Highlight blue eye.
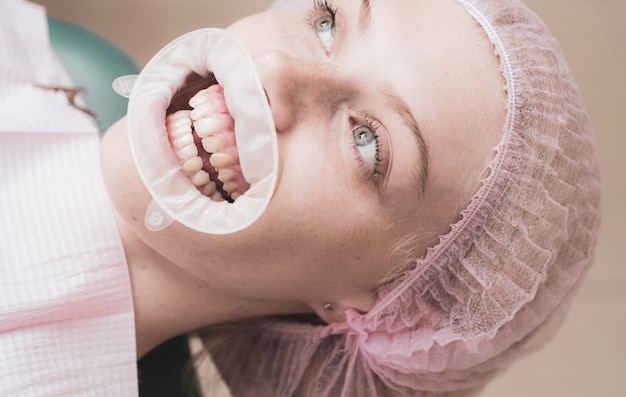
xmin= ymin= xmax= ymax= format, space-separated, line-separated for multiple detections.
xmin=312 ymin=0 xmax=336 ymax=52
xmin=354 ymin=125 xmax=375 ymax=147
xmin=314 ymin=15 xmax=334 ymax=33
xmin=314 ymin=15 xmax=335 ymax=51
xmin=353 ymin=125 xmax=380 ymax=174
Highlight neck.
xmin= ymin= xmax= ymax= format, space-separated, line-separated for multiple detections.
xmin=114 ymin=214 xmax=308 ymax=358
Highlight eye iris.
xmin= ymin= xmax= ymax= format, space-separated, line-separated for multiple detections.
xmin=315 ymin=16 xmax=333 ymax=32
xmin=354 ymin=126 xmax=374 ymax=146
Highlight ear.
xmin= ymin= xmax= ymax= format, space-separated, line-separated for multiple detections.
xmin=308 ymin=291 xmax=378 ymax=324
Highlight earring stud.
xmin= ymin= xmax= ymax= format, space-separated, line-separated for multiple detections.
xmin=323 ymin=303 xmax=334 ymax=312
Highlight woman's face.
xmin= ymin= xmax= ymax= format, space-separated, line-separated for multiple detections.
xmin=101 ymin=0 xmax=504 ymax=317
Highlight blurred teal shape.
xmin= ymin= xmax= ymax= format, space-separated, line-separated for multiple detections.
xmin=47 ymin=17 xmax=139 ymax=131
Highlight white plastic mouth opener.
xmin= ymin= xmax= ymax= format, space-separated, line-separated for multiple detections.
xmin=113 ymin=29 xmax=278 ymax=234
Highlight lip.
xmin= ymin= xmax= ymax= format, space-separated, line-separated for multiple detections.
xmin=125 ymin=29 xmax=279 ymax=234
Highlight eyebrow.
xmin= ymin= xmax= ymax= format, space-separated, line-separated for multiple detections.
xmin=359 ymin=0 xmax=373 ymax=34
xmin=380 ymin=87 xmax=430 ymax=193
xmin=359 ymin=0 xmax=429 ymax=193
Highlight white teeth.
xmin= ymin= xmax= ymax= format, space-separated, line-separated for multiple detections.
xmin=211 ymin=191 xmax=225 ymax=202
xmin=168 ymin=124 xmax=192 ymax=139
xmin=192 ymin=170 xmax=211 ymax=187
xmin=166 ymin=113 xmax=192 ymax=134
xmin=168 ymin=109 xmax=192 ymax=121
xmin=190 ymin=105 xmax=214 ymax=122
xmin=182 ymin=156 xmax=203 ymax=173
xmin=223 ymin=181 xmax=238 ymax=193
xmin=218 ymin=168 xmax=236 ymax=182
xmin=167 ymin=116 xmax=192 ymax=129
xmin=166 ymin=112 xmax=192 ymax=141
xmin=168 ymin=113 xmax=191 ymax=125
xmin=178 ymin=144 xmax=199 ymax=161
xmin=193 ymin=117 xmax=219 ymax=138
xmin=189 ymin=90 xmax=211 ymax=109
xmin=209 ymin=152 xmax=232 ymax=169
xmin=202 ymin=182 xmax=217 ymax=196
xmin=172 ymin=133 xmax=194 ymax=149
xmin=201 ymin=136 xmax=222 ymax=153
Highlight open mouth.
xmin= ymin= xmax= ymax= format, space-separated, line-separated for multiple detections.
xmin=124 ymin=28 xmax=278 ymax=234
xmin=166 ymin=73 xmax=250 ymax=203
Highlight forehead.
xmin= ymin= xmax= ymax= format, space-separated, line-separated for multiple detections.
xmin=344 ymin=0 xmax=505 ymax=219
xmin=336 ymin=0 xmax=499 ymax=144
xmin=349 ymin=0 xmax=491 ymax=93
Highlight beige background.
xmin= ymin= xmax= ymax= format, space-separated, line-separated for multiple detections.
xmin=36 ymin=0 xmax=626 ymax=395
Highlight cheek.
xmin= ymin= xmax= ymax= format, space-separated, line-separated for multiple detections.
xmin=100 ymin=119 xmax=152 ymax=226
xmin=227 ymin=10 xmax=313 ymax=64
xmin=273 ymin=130 xmax=352 ymax=225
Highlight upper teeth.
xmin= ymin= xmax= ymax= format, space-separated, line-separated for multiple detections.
xmin=194 ymin=118 xmax=219 ymax=138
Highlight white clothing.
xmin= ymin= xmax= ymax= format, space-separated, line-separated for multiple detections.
xmin=0 ymin=1 xmax=138 ymax=396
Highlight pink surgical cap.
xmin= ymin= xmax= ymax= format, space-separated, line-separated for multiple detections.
xmin=203 ymin=0 xmax=602 ymax=395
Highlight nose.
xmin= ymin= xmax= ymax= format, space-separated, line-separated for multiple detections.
xmin=254 ymin=51 xmax=338 ymax=132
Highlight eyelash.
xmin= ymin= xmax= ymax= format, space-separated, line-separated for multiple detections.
xmin=313 ymin=0 xmax=338 ymax=25
xmin=353 ymin=113 xmax=383 ymax=182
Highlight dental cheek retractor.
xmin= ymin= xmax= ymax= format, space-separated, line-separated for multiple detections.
xmin=113 ymin=29 xmax=278 ymax=235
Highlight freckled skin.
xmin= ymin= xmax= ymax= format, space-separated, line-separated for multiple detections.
xmin=100 ymin=0 xmax=505 ymax=354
